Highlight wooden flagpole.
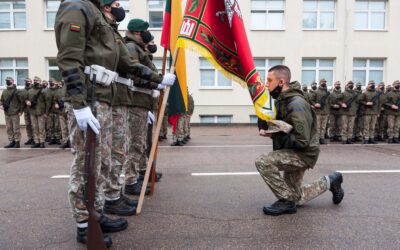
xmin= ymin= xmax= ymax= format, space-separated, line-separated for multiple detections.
xmin=136 ymin=48 xmax=179 ymax=215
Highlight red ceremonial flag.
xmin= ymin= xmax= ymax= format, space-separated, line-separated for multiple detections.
xmin=177 ymin=0 xmax=276 ymax=121
xmin=160 ymin=0 xmax=171 ymax=50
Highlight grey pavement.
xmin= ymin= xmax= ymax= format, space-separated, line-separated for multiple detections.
xmin=0 ymin=126 xmax=400 ymax=250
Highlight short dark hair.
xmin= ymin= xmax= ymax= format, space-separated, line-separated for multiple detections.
xmin=268 ymin=65 xmax=291 ymax=84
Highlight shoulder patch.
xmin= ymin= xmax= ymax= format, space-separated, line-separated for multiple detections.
xmin=294 ymin=122 xmax=305 ymax=133
xmin=69 ymin=24 xmax=81 ymax=32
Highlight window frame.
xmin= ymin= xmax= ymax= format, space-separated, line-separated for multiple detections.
xmin=199 ymin=115 xmax=233 ymax=124
xmin=254 ymin=58 xmax=284 ymax=82
xmin=147 ymin=0 xmax=165 ymax=30
xmin=301 ymin=58 xmax=335 ymax=87
xmin=0 ymin=1 xmax=26 ymax=30
xmin=354 ymin=0 xmax=387 ymax=31
xmin=44 ymin=0 xmax=60 ymax=30
xmin=0 ymin=58 xmax=29 ymax=89
xmin=302 ymin=0 xmax=336 ymax=30
xmin=250 ymin=0 xmax=286 ymax=31
xmin=199 ymin=58 xmax=233 ymax=90
xmin=46 ymin=58 xmax=62 ymax=81
xmin=352 ymin=58 xmax=385 ymax=86
xmin=117 ymin=0 xmax=130 ymax=31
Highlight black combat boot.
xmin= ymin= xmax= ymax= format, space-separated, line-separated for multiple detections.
xmin=76 ymin=226 xmax=112 ymax=248
xmin=319 ymin=138 xmax=326 ymax=145
xmin=368 ymin=138 xmax=378 ymax=144
xmin=99 ymin=214 xmax=128 ymax=233
xmin=14 ymin=141 xmax=20 ymax=148
xmin=186 ymin=135 xmax=191 ymax=140
xmin=31 ymin=142 xmax=40 ymax=148
xmin=48 ymin=138 xmax=57 ymax=145
xmin=103 ymin=197 xmax=136 ymax=216
xmin=171 ymin=140 xmax=183 ymax=146
xmin=346 ymin=139 xmax=353 ymax=144
xmin=24 ymin=138 xmax=33 ymax=145
xmin=328 ymin=172 xmax=344 ymax=205
xmin=124 ymin=181 xmax=151 ymax=196
xmin=388 ymin=138 xmax=394 ymax=144
xmin=377 ymin=135 xmax=383 ymax=141
xmin=158 ymin=136 xmax=164 ymax=142
xmin=4 ymin=141 xmax=15 ymax=148
xmin=120 ymin=194 xmax=138 ymax=207
xmin=139 ymin=171 xmax=163 ymax=182
xmin=263 ymin=199 xmax=297 ymax=216
xmin=45 ymin=137 xmax=51 ymax=143
xmin=342 ymin=140 xmax=347 ymax=144
xmin=363 ymin=139 xmax=369 ymax=144
xmin=181 ymin=139 xmax=187 ymax=144
xmin=40 ymin=142 xmax=45 ymax=148
xmin=393 ymin=138 xmax=400 ymax=143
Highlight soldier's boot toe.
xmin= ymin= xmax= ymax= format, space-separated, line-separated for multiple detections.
xmin=31 ymin=142 xmax=40 ymax=148
xmin=24 ymin=138 xmax=33 ymax=145
xmin=76 ymin=227 xmax=112 ymax=248
xmin=263 ymin=199 xmax=297 ymax=216
xmin=186 ymin=135 xmax=191 ymax=140
xmin=45 ymin=137 xmax=51 ymax=143
xmin=393 ymin=138 xmax=400 ymax=143
xmin=124 ymin=182 xmax=151 ymax=196
xmin=155 ymin=172 xmax=163 ymax=182
xmin=4 ymin=141 xmax=16 ymax=148
xmin=171 ymin=141 xmax=183 ymax=146
xmin=319 ymin=139 xmax=326 ymax=145
xmin=40 ymin=142 xmax=45 ymax=148
xmin=48 ymin=139 xmax=57 ymax=145
xmin=346 ymin=139 xmax=353 ymax=144
xmin=368 ymin=138 xmax=378 ymax=144
xmin=329 ymin=172 xmax=344 ymax=205
xmin=363 ymin=139 xmax=369 ymax=144
xmin=99 ymin=214 xmax=128 ymax=233
xmin=341 ymin=140 xmax=347 ymax=144
xmin=181 ymin=139 xmax=187 ymax=144
xmin=388 ymin=138 xmax=394 ymax=144
xmin=121 ymin=194 xmax=138 ymax=207
xmin=377 ymin=135 xmax=383 ymax=141
xmin=103 ymin=197 xmax=136 ymax=216
xmin=14 ymin=141 xmax=20 ymax=148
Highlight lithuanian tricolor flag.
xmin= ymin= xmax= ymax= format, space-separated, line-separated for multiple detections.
xmin=161 ymin=0 xmax=188 ymax=117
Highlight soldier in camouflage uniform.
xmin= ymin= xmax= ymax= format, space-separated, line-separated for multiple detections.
xmin=1 ymin=77 xmax=22 ymax=148
xmin=385 ymin=80 xmax=400 ymax=143
xmin=329 ymin=81 xmax=342 ymax=141
xmin=26 ymin=76 xmax=48 ymax=148
xmin=301 ymin=84 xmax=309 ymax=103
xmin=255 ymin=65 xmax=344 ymax=216
xmin=55 ymin=0 xmax=174 ymax=246
xmin=338 ymin=81 xmax=358 ymax=144
xmin=353 ymin=82 xmax=364 ymax=141
xmin=41 ymin=80 xmax=51 ymax=142
xmin=185 ymin=93 xmax=194 ymax=140
xmin=45 ymin=78 xmax=62 ymax=145
xmin=309 ymin=79 xmax=331 ymax=144
xmin=20 ymin=78 xmax=34 ymax=145
xmin=375 ymin=82 xmax=387 ymax=141
xmin=159 ymin=102 xmax=169 ymax=141
xmin=359 ymin=81 xmax=381 ymax=144
xmin=53 ymin=81 xmax=70 ymax=148
xmin=172 ymin=114 xmax=186 ymax=146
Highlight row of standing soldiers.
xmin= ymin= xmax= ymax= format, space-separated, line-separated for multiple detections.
xmin=295 ymin=79 xmax=400 ymax=144
xmin=1 ymin=76 xmax=70 ymax=148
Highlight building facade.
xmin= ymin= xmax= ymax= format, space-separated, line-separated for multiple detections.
xmin=1 ymin=0 xmax=399 ymax=124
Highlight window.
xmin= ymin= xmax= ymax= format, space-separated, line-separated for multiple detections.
xmin=199 ymin=58 xmax=232 ymax=89
xmin=0 ymin=1 xmax=26 ymax=29
xmin=47 ymin=59 xmax=62 ymax=81
xmin=148 ymin=0 xmax=164 ymax=29
xmin=118 ymin=0 xmax=130 ymax=30
xmin=352 ymin=59 xmax=384 ymax=86
xmin=301 ymin=59 xmax=334 ymax=86
xmin=354 ymin=0 xmax=386 ymax=30
xmin=250 ymin=0 xmax=285 ymax=30
xmin=303 ymin=0 xmax=335 ymax=30
xmin=254 ymin=58 xmax=284 ymax=82
xmin=250 ymin=115 xmax=258 ymax=124
xmin=200 ymin=115 xmax=233 ymax=124
xmin=0 ymin=58 xmax=28 ymax=87
xmin=153 ymin=58 xmax=170 ymax=73
xmin=45 ymin=0 xmax=60 ymax=29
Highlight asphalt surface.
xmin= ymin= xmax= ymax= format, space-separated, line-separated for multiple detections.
xmin=0 ymin=126 xmax=400 ymax=250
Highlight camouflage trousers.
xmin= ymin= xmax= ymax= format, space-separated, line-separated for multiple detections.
xmin=363 ymin=115 xmax=378 ymax=140
xmin=173 ymin=115 xmax=185 ymax=142
xmin=255 ymin=149 xmax=327 ymax=205
xmin=387 ymin=115 xmax=400 ymax=139
xmin=339 ymin=115 xmax=356 ymax=141
xmin=48 ymin=113 xmax=61 ymax=140
xmin=160 ymin=114 xmax=168 ymax=138
xmin=24 ymin=112 xmax=33 ymax=139
xmin=328 ymin=114 xmax=340 ymax=138
xmin=45 ymin=114 xmax=50 ymax=139
xmin=5 ymin=114 xmax=21 ymax=142
xmin=354 ymin=115 xmax=364 ymax=138
xmin=316 ymin=114 xmax=329 ymax=140
xmin=124 ymin=106 xmax=148 ymax=185
xmin=30 ymin=114 xmax=46 ymax=143
xmin=183 ymin=114 xmax=191 ymax=137
xmin=59 ymin=112 xmax=69 ymax=144
xmin=65 ymin=102 xmax=112 ymax=222
xmin=104 ymin=106 xmax=128 ymax=200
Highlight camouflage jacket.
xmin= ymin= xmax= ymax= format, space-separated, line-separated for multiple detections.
xmin=339 ymin=88 xmax=359 ymax=116
xmin=27 ymin=85 xmax=48 ymax=116
xmin=188 ymin=94 xmax=194 ymax=115
xmin=55 ymin=0 xmax=162 ymax=109
xmin=54 ymin=86 xmax=67 ymax=113
xmin=384 ymin=90 xmax=400 ymax=116
xmin=272 ymin=88 xmax=320 ymax=168
xmin=359 ymin=89 xmax=382 ymax=115
xmin=1 ymin=85 xmax=22 ymax=116
xmin=310 ymin=87 xmax=331 ymax=115
xmin=45 ymin=88 xmax=61 ymax=114
xmin=329 ymin=88 xmax=342 ymax=115
xmin=19 ymin=85 xmax=31 ymax=113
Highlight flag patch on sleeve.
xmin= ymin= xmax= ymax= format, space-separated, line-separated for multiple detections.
xmin=69 ymin=24 xmax=81 ymax=32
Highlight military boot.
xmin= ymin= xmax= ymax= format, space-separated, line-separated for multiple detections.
xmin=76 ymin=226 xmax=112 ymax=248
xmin=14 ymin=141 xmax=20 ymax=148
xmin=139 ymin=171 xmax=163 ymax=182
xmin=103 ymin=197 xmax=136 ymax=216
xmin=40 ymin=143 xmax=45 ymax=148
xmin=388 ymin=138 xmax=394 ymax=144
xmin=171 ymin=140 xmax=183 ymax=146
xmin=263 ymin=199 xmax=297 ymax=216
xmin=124 ymin=181 xmax=151 ymax=196
xmin=48 ymin=138 xmax=57 ymax=145
xmin=31 ymin=142 xmax=41 ymax=148
xmin=99 ymin=214 xmax=128 ymax=233
xmin=24 ymin=138 xmax=33 ymax=145
xmin=393 ymin=138 xmax=400 ymax=143
xmin=181 ymin=139 xmax=187 ymax=144
xmin=186 ymin=135 xmax=191 ymax=140
xmin=4 ymin=141 xmax=16 ymax=148
xmin=368 ymin=138 xmax=378 ymax=144
xmin=346 ymin=139 xmax=353 ymax=144
xmin=377 ymin=135 xmax=383 ymax=141
xmin=341 ymin=140 xmax=347 ymax=144
xmin=328 ymin=172 xmax=344 ymax=204
xmin=319 ymin=138 xmax=326 ymax=145
xmin=363 ymin=139 xmax=369 ymax=144
xmin=60 ymin=140 xmax=71 ymax=149
xmin=120 ymin=194 xmax=138 ymax=207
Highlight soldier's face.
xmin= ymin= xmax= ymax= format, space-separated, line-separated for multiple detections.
xmin=266 ymin=71 xmax=283 ymax=93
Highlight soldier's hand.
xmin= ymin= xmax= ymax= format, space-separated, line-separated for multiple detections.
xmin=26 ymin=100 xmax=31 ymax=107
xmin=73 ymin=107 xmax=101 ymax=134
xmin=392 ymin=105 xmax=399 ymax=110
xmin=259 ymin=129 xmax=272 ymax=138
xmin=161 ymin=73 xmax=176 ymax=86
xmin=333 ymin=104 xmax=339 ymax=109
xmin=341 ymin=103 xmax=347 ymax=109
xmin=314 ymin=103 xmax=321 ymax=108
xmin=18 ymin=112 xmax=22 ymax=116
xmin=55 ymin=103 xmax=60 ymax=109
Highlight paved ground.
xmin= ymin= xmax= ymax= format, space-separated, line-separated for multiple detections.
xmin=0 ymin=126 xmax=400 ymax=250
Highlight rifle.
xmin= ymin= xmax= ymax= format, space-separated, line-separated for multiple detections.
xmin=3 ymin=89 xmax=17 ymax=112
xmin=320 ymin=92 xmax=330 ymax=109
xmin=84 ymin=73 xmax=107 ymax=250
xmin=30 ymin=89 xmax=42 ymax=108
xmin=370 ymin=92 xmax=383 ymax=106
xmin=345 ymin=93 xmax=358 ymax=109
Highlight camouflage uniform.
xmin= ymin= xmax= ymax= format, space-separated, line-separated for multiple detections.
xmin=353 ymin=85 xmax=364 ymax=140
xmin=27 ymin=82 xmax=48 ymax=144
xmin=385 ymin=82 xmax=400 ymax=141
xmin=338 ymin=85 xmax=359 ymax=141
xmin=186 ymin=94 xmax=194 ymax=138
xmin=55 ymin=0 xmax=162 ymax=222
xmin=359 ymin=85 xmax=381 ymax=141
xmin=19 ymin=81 xmax=33 ymax=142
xmin=54 ymin=84 xmax=69 ymax=145
xmin=45 ymin=86 xmax=61 ymax=141
xmin=375 ymin=85 xmax=387 ymax=140
xmin=255 ymin=88 xmax=326 ymax=205
xmin=328 ymin=85 xmax=342 ymax=140
xmin=174 ymin=114 xmax=185 ymax=143
xmin=310 ymin=84 xmax=330 ymax=141
xmin=1 ymin=83 xmax=22 ymax=143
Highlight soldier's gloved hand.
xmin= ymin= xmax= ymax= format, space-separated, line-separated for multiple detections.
xmin=157 ymin=83 xmax=166 ymax=90
xmin=161 ymin=73 xmax=176 ymax=86
xmin=73 ymin=107 xmax=101 ymax=134
xmin=147 ymin=111 xmax=155 ymax=124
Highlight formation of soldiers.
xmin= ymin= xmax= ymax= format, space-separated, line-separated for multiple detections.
xmin=1 ymin=76 xmax=70 ymax=149
xmin=297 ymin=79 xmax=400 ymax=144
